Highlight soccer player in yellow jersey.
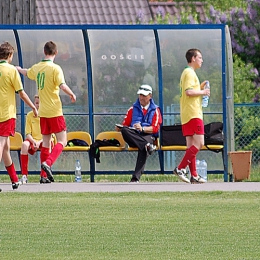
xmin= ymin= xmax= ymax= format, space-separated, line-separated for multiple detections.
xmin=0 ymin=42 xmax=38 ymax=190
xmin=17 ymin=41 xmax=76 ymax=183
xmin=173 ymin=49 xmax=210 ymax=184
xmin=20 ymin=95 xmax=54 ymax=184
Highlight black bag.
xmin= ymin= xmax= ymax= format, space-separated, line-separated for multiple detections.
xmin=161 ymin=122 xmax=224 ymax=150
xmin=67 ymin=139 xmax=89 ymax=147
xmin=204 ymin=122 xmax=224 ymax=146
xmin=90 ymin=138 xmax=120 ymax=163
xmin=161 ymin=124 xmax=186 ymax=146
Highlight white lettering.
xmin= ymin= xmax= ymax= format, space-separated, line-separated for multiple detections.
xmin=101 ymin=54 xmax=145 ymax=61
xmin=111 ymin=55 xmax=116 ymax=60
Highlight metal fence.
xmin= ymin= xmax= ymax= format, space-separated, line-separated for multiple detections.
xmin=1 ymin=103 xmax=257 ymax=178
xmin=234 ymin=103 xmax=260 ymax=167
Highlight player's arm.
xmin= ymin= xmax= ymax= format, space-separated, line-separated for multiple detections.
xmin=59 ymin=83 xmax=76 ymax=103
xmin=16 ymin=66 xmax=28 ymax=76
xmin=19 ymin=90 xmax=38 ymax=117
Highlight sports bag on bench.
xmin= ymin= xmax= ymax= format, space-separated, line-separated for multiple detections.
xmin=161 ymin=122 xmax=224 ymax=151
xmin=161 ymin=124 xmax=186 ymax=146
xmin=204 ymin=122 xmax=224 ymax=152
xmin=90 ymin=138 xmax=121 ymax=163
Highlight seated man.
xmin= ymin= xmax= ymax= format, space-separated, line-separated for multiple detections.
xmin=116 ymin=85 xmax=162 ymax=183
xmin=20 ymin=95 xmax=53 ymax=184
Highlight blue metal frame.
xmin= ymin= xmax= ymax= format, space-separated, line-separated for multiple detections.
xmin=221 ymin=27 xmax=229 ymax=182
xmin=0 ymin=24 xmax=228 ymax=181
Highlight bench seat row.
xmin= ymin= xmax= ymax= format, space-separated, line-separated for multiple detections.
xmin=8 ymin=131 xmax=224 ymax=181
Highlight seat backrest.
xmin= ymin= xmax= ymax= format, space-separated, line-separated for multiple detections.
xmin=95 ymin=131 xmax=126 ymax=148
xmin=67 ymin=131 xmax=92 ymax=146
xmin=10 ymin=132 xmax=23 ymax=150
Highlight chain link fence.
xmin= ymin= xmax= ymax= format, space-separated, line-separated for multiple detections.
xmin=1 ymin=103 xmax=258 ymax=176
xmin=234 ymin=104 xmax=260 ymax=167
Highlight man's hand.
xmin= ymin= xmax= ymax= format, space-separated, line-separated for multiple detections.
xmin=133 ymin=122 xmax=142 ymax=132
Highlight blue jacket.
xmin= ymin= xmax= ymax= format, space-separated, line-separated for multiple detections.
xmin=131 ymin=98 xmax=159 ymax=137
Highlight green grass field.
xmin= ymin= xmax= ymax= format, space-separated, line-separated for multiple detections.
xmin=1 ymin=192 xmax=260 ymax=260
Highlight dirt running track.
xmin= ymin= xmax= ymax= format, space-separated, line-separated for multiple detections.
xmin=1 ymin=182 xmax=260 ymax=193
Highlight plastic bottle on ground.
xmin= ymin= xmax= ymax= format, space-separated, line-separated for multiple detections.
xmin=202 ymin=81 xmax=210 ymax=108
xmin=196 ymin=159 xmax=201 ymax=176
xmin=200 ymin=160 xmax=207 ymax=182
xmin=75 ymin=159 xmax=82 ymax=182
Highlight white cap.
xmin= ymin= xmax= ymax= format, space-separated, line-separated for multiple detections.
xmin=137 ymin=85 xmax=152 ymax=96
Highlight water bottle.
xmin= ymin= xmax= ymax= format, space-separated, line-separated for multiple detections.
xmin=200 ymin=160 xmax=207 ymax=182
xmin=75 ymin=159 xmax=82 ymax=182
xmin=202 ymin=81 xmax=210 ymax=108
xmin=196 ymin=159 xmax=201 ymax=176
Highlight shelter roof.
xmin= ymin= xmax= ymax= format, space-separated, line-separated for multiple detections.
xmin=36 ymin=0 xmax=206 ymax=24
xmin=36 ymin=0 xmax=152 ymax=24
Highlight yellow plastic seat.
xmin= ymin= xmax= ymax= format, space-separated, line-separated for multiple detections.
xmin=63 ymin=131 xmax=92 ymax=151
xmin=95 ymin=131 xmax=126 ymax=151
xmin=10 ymin=132 xmax=23 ymax=151
xmin=160 ymin=144 xmax=224 ymax=151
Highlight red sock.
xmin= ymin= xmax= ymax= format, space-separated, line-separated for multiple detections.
xmin=178 ymin=145 xmax=199 ymax=170
xmin=6 ymin=162 xmax=18 ymax=183
xmin=189 ymin=157 xmax=197 ymax=177
xmin=46 ymin=143 xmax=63 ymax=167
xmin=20 ymin=154 xmax=29 ymax=175
xmin=40 ymin=147 xmax=50 ymax=178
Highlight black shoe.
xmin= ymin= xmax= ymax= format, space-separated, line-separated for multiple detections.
xmin=40 ymin=177 xmax=51 ymax=184
xmin=130 ymin=177 xmax=139 ymax=183
xmin=41 ymin=162 xmax=54 ymax=182
xmin=146 ymin=143 xmax=156 ymax=155
xmin=0 ymin=188 xmax=2 ymax=192
xmin=190 ymin=175 xmax=206 ymax=184
xmin=12 ymin=182 xmax=20 ymax=190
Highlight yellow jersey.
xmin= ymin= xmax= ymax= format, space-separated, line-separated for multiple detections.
xmin=27 ymin=60 xmax=66 ymax=118
xmin=180 ymin=67 xmax=203 ymax=124
xmin=25 ymin=111 xmax=42 ymax=141
xmin=0 ymin=61 xmax=23 ymax=122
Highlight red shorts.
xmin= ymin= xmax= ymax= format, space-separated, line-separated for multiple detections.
xmin=40 ymin=116 xmax=67 ymax=135
xmin=0 ymin=118 xmax=16 ymax=137
xmin=182 ymin=118 xmax=204 ymax=136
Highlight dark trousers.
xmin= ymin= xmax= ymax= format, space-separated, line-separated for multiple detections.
xmin=121 ymin=127 xmax=154 ymax=180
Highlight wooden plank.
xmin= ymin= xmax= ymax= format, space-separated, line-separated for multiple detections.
xmin=30 ymin=0 xmax=36 ymax=24
xmin=9 ymin=0 xmax=16 ymax=24
xmin=2 ymin=0 xmax=10 ymax=24
xmin=16 ymin=0 xmax=23 ymax=24
xmin=0 ymin=0 xmax=3 ymax=24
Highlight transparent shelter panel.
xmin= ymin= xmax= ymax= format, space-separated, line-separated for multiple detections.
xmin=158 ymin=29 xmax=223 ymax=114
xmin=0 ymin=24 xmax=230 ymax=180
xmin=0 ymin=30 xmax=22 ymax=120
xmin=163 ymin=150 xmax=223 ymax=173
xmin=64 ymin=114 xmax=89 ymax=132
xmin=88 ymin=30 xmax=159 ymax=111
xmin=51 ymin=152 xmax=90 ymax=174
xmin=17 ymin=30 xmax=88 ymax=110
xmin=94 ymin=115 xmax=161 ymax=172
